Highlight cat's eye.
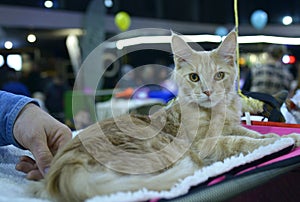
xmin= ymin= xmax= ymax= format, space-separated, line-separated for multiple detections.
xmin=189 ymin=73 xmax=200 ymax=82
xmin=214 ymin=72 xmax=225 ymax=81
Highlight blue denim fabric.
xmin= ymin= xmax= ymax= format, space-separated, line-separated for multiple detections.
xmin=0 ymin=91 xmax=37 ymax=148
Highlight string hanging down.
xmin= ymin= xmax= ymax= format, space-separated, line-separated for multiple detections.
xmin=234 ymin=0 xmax=264 ymax=116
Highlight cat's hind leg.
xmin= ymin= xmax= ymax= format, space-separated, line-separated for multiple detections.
xmin=231 ymin=126 xmax=280 ymax=139
xmin=232 ymin=126 xmax=300 ymax=147
xmin=194 ymin=136 xmax=285 ymax=166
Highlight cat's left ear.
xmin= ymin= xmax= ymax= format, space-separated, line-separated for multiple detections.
xmin=216 ymin=31 xmax=237 ymax=66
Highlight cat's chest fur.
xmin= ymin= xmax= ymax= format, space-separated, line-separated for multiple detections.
xmin=162 ymin=94 xmax=241 ymax=142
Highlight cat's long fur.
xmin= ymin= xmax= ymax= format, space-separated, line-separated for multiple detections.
xmin=31 ymin=31 xmax=300 ymax=202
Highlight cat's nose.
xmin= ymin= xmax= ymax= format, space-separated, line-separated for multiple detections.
xmin=203 ymin=91 xmax=211 ymax=96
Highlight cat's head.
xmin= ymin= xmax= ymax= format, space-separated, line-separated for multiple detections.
xmin=171 ymin=31 xmax=237 ymax=108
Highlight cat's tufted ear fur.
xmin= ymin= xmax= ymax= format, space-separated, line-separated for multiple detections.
xmin=171 ymin=34 xmax=193 ymax=68
xmin=215 ymin=30 xmax=237 ymax=66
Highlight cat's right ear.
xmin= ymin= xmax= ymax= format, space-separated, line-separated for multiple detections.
xmin=171 ymin=34 xmax=193 ymax=67
xmin=215 ymin=31 xmax=237 ymax=66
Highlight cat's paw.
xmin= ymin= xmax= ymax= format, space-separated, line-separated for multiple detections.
xmin=262 ymin=133 xmax=280 ymax=138
xmin=284 ymin=133 xmax=300 ymax=147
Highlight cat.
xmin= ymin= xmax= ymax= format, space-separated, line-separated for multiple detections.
xmin=31 ymin=31 xmax=300 ymax=202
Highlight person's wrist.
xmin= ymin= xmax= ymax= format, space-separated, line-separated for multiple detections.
xmin=13 ymin=103 xmax=38 ymax=149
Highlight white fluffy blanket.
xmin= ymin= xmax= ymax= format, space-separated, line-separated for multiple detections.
xmin=0 ymin=138 xmax=294 ymax=202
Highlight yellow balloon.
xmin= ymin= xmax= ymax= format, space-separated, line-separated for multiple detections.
xmin=115 ymin=11 xmax=131 ymax=31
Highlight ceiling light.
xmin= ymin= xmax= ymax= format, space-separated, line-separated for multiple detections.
xmin=0 ymin=55 xmax=4 ymax=67
xmin=7 ymin=54 xmax=22 ymax=71
xmin=104 ymin=0 xmax=113 ymax=8
xmin=238 ymin=35 xmax=300 ymax=45
xmin=114 ymin=34 xmax=300 ymax=50
xmin=282 ymin=16 xmax=293 ymax=25
xmin=4 ymin=41 xmax=13 ymax=49
xmin=27 ymin=34 xmax=36 ymax=43
xmin=44 ymin=0 xmax=54 ymax=8
xmin=116 ymin=35 xmax=222 ymax=50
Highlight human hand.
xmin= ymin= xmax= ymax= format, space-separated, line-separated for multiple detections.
xmin=13 ymin=103 xmax=72 ymax=180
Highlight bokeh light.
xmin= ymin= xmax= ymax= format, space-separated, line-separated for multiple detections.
xmin=282 ymin=16 xmax=293 ymax=25
xmin=44 ymin=0 xmax=53 ymax=8
xmin=4 ymin=41 xmax=13 ymax=49
xmin=27 ymin=34 xmax=36 ymax=43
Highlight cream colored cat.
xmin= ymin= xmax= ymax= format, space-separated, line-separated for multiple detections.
xmin=31 ymin=31 xmax=300 ymax=202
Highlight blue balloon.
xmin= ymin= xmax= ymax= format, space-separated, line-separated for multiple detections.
xmin=215 ymin=26 xmax=228 ymax=36
xmin=251 ymin=10 xmax=268 ymax=30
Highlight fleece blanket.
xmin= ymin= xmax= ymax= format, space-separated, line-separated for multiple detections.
xmin=0 ymin=127 xmax=299 ymax=202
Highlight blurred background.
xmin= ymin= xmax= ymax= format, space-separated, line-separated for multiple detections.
xmin=1 ymin=0 xmax=300 ymax=128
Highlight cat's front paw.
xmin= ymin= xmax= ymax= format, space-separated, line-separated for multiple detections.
xmin=284 ymin=133 xmax=300 ymax=147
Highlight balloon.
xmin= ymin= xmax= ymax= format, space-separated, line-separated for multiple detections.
xmin=251 ymin=10 xmax=268 ymax=30
xmin=115 ymin=11 xmax=131 ymax=31
xmin=215 ymin=26 xmax=228 ymax=36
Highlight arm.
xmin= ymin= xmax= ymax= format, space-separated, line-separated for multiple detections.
xmin=0 ymin=90 xmax=37 ymax=147
xmin=0 ymin=91 xmax=72 ymax=180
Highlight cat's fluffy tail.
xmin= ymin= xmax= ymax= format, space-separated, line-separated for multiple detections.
xmin=29 ymin=136 xmax=91 ymax=202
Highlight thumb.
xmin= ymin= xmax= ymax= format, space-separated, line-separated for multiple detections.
xmin=30 ymin=140 xmax=53 ymax=176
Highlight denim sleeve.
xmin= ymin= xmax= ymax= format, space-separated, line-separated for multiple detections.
xmin=0 ymin=91 xmax=38 ymax=148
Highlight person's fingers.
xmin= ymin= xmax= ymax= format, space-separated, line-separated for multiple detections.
xmin=26 ymin=169 xmax=43 ymax=181
xmin=47 ymin=123 xmax=72 ymax=152
xmin=15 ymin=155 xmax=37 ymax=173
xmin=29 ymin=139 xmax=53 ymax=177
xmin=57 ymin=129 xmax=72 ymax=149
xmin=32 ymin=129 xmax=71 ymax=176
xmin=19 ymin=155 xmax=36 ymax=164
xmin=16 ymin=153 xmax=50 ymax=180
xmin=15 ymin=160 xmax=37 ymax=173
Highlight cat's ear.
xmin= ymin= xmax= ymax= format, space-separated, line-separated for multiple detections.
xmin=216 ymin=31 xmax=237 ymax=66
xmin=171 ymin=34 xmax=193 ymax=68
